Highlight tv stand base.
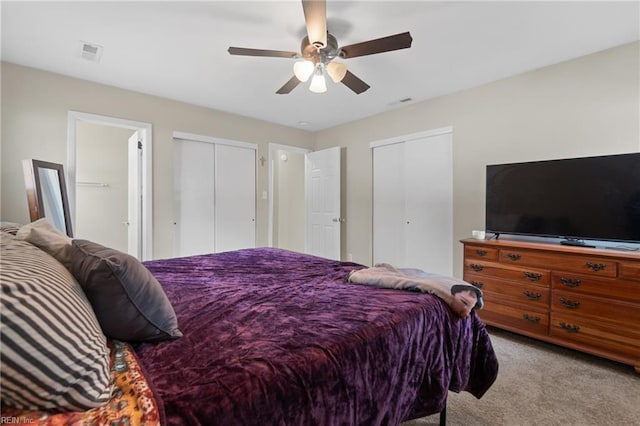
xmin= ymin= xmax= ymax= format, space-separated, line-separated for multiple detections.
xmin=560 ymin=239 xmax=595 ymax=248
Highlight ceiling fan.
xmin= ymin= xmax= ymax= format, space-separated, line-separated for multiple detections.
xmin=227 ymin=0 xmax=413 ymax=95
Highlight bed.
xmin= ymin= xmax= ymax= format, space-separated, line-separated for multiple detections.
xmin=135 ymin=247 xmax=498 ymax=425
xmin=1 ymin=222 xmax=498 ymax=425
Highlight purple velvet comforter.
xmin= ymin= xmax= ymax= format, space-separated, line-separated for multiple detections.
xmin=136 ymin=248 xmax=498 ymax=425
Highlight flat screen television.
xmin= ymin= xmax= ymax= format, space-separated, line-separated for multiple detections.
xmin=485 ymin=152 xmax=640 ymax=246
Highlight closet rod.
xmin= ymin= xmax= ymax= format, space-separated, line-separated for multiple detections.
xmin=77 ymin=181 xmax=109 ymax=187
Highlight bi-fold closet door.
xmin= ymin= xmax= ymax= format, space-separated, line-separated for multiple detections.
xmin=174 ymin=137 xmax=256 ymax=257
xmin=372 ymin=129 xmax=453 ymax=276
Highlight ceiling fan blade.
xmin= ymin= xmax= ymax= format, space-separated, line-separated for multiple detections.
xmin=341 ymin=70 xmax=370 ymax=94
xmin=339 ymin=32 xmax=413 ymax=59
xmin=302 ymin=0 xmax=327 ymax=48
xmin=228 ymin=47 xmax=298 ymax=58
xmin=276 ymin=76 xmax=301 ymax=94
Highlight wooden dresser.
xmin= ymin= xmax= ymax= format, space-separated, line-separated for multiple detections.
xmin=461 ymin=238 xmax=640 ymax=372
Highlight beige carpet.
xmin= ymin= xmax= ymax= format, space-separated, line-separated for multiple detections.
xmin=402 ymin=327 xmax=639 ymax=426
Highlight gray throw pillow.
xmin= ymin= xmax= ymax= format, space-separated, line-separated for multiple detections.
xmin=70 ymin=239 xmax=182 ymax=342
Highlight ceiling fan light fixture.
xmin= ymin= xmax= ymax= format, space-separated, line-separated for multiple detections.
xmin=326 ymin=62 xmax=347 ymax=83
xmin=309 ymin=63 xmax=327 ymax=93
xmin=293 ymin=60 xmax=315 ymax=82
xmin=229 ymin=1 xmax=413 ymax=96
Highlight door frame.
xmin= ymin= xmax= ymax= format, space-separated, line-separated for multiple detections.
xmin=267 ymin=143 xmax=311 ymax=248
xmin=369 ymin=126 xmax=453 ymax=149
xmin=67 ymin=111 xmax=153 ymax=260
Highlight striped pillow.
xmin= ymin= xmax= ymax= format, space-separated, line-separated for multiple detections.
xmin=0 ymin=232 xmax=111 ymax=411
xmin=0 ymin=221 xmax=21 ymax=235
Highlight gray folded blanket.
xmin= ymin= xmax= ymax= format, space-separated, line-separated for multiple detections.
xmin=347 ymin=263 xmax=483 ymax=317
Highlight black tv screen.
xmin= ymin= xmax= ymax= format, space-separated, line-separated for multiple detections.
xmin=485 ymin=153 xmax=640 ymax=244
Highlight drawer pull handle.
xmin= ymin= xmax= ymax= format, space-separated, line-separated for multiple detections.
xmin=470 ymin=280 xmax=484 ymax=289
xmin=523 ymin=291 xmax=542 ymax=301
xmin=475 ymin=249 xmax=488 ymax=257
xmin=559 ymin=297 xmax=580 ymax=309
xmin=586 ymin=262 xmax=606 ymax=272
xmin=560 ymin=277 xmax=581 ymax=288
xmin=470 ymin=264 xmax=484 ymax=272
xmin=522 ymin=313 xmax=541 ymax=323
xmin=559 ymin=322 xmax=580 ymax=333
xmin=523 ymin=272 xmax=542 ymax=281
xmin=507 ymin=253 xmax=522 ymax=261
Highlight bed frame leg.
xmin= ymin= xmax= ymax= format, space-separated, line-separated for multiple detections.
xmin=439 ymin=404 xmax=446 ymax=426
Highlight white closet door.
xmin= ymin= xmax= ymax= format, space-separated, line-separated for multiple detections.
xmin=214 ymin=144 xmax=256 ymax=252
xmin=372 ymin=130 xmax=453 ymax=276
xmin=404 ymin=134 xmax=453 ymax=275
xmin=373 ymin=142 xmax=406 ymax=267
xmin=174 ymin=140 xmax=215 ymax=257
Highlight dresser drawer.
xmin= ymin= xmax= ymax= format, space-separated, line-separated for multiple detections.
xmin=480 ymin=302 xmax=549 ymax=335
xmin=552 ymin=272 xmax=640 ymax=303
xmin=499 ymin=249 xmax=617 ymax=277
xmin=620 ymin=261 xmax=640 ymax=282
xmin=468 ymin=275 xmax=549 ymax=308
xmin=551 ymin=313 xmax=640 ymax=361
xmin=464 ymin=245 xmax=499 ymax=261
xmin=464 ymin=260 xmax=550 ymax=286
xmin=551 ymin=290 xmax=640 ymax=326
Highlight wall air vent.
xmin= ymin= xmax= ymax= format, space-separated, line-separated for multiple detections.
xmin=78 ymin=41 xmax=103 ymax=63
xmin=387 ymin=97 xmax=414 ymax=107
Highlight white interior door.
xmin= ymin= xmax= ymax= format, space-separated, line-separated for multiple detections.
xmin=127 ymin=130 xmax=142 ymax=258
xmin=173 ymin=139 xmax=215 ymax=257
xmin=214 ymin=144 xmax=256 ymax=252
xmin=305 ymin=146 xmax=341 ymax=260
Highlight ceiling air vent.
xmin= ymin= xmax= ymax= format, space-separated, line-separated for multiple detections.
xmin=78 ymin=41 xmax=103 ymax=63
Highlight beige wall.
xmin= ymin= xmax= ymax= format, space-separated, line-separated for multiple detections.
xmin=2 ymin=42 xmax=638 ymax=272
xmin=273 ymin=149 xmax=305 ymax=252
xmin=313 ymin=41 xmax=640 ymax=275
xmin=1 ymin=63 xmax=313 ymax=259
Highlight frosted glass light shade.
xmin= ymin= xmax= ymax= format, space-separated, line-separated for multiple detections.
xmin=309 ymin=73 xmax=327 ymax=93
xmin=293 ymin=60 xmax=314 ymax=82
xmin=326 ymin=62 xmax=347 ymax=83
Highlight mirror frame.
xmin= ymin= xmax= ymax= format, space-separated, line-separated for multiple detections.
xmin=22 ymin=159 xmax=74 ymax=237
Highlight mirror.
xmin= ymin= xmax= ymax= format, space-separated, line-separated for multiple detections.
xmin=23 ymin=159 xmax=73 ymax=237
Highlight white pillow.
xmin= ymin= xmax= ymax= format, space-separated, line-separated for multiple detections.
xmin=16 ymin=218 xmax=72 ymax=269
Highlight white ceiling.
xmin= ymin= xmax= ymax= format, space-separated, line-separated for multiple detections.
xmin=2 ymin=1 xmax=638 ymax=131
